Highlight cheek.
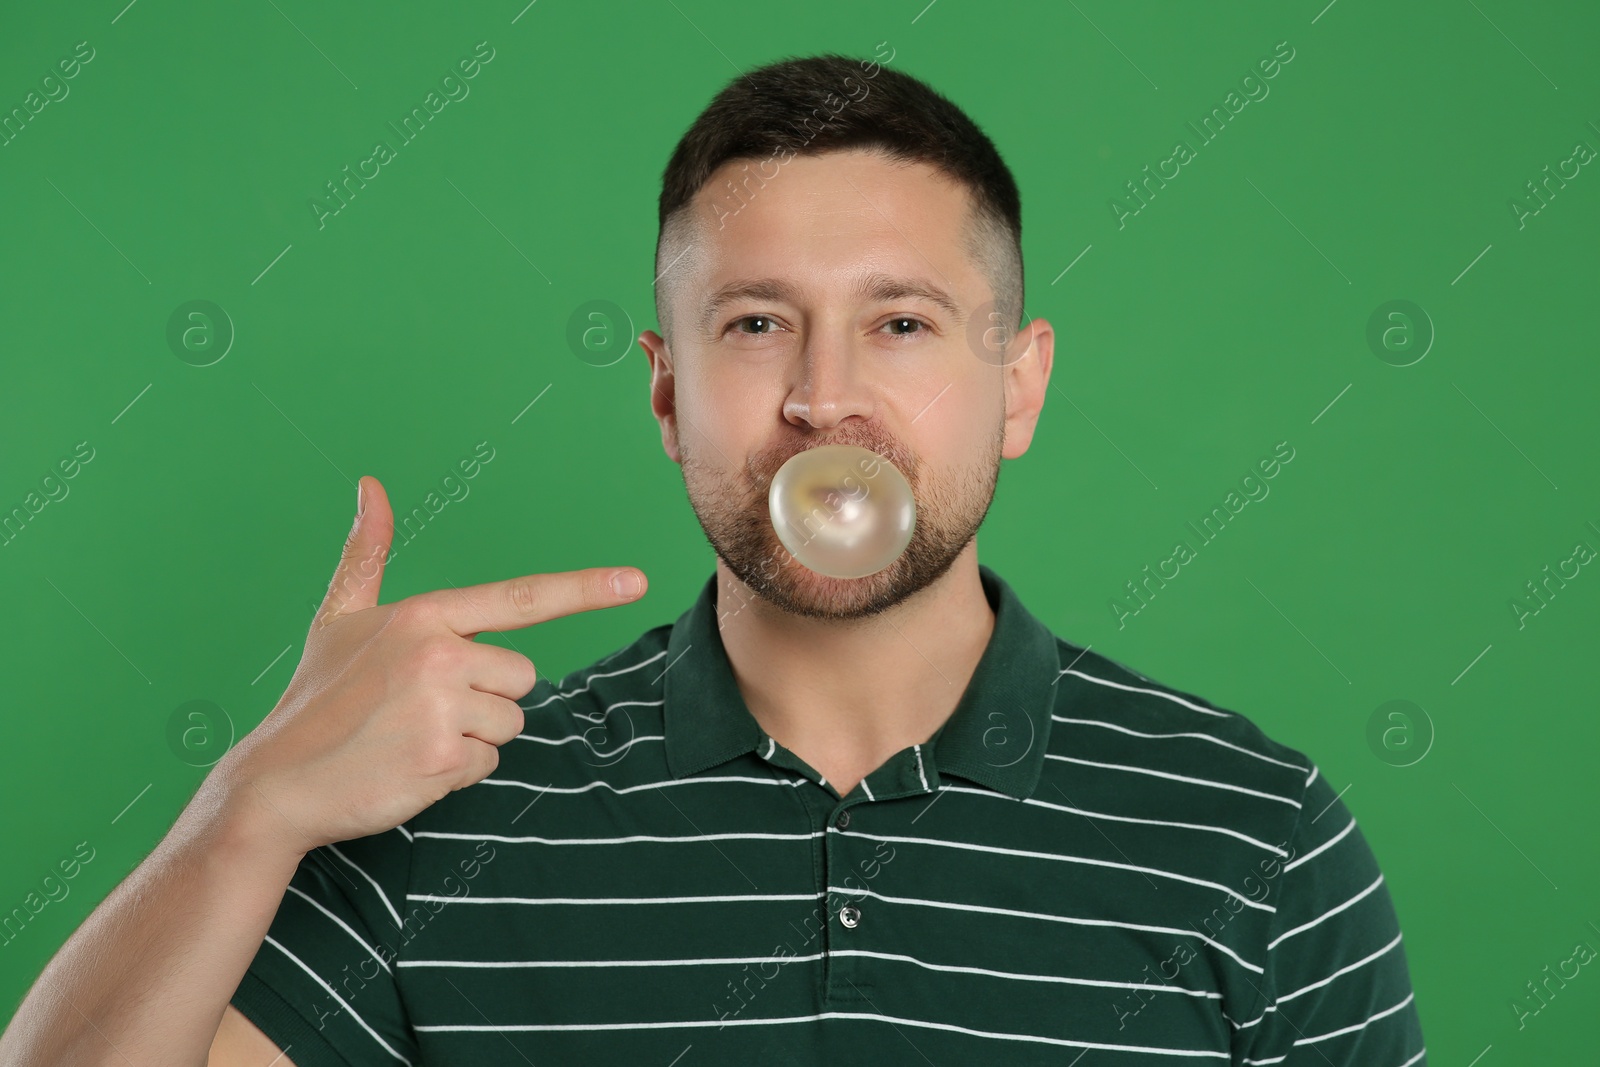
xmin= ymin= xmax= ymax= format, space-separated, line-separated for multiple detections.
xmin=682 ymin=368 xmax=772 ymax=442
xmin=904 ymin=397 xmax=992 ymax=469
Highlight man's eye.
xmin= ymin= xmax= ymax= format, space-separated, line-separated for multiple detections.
xmin=729 ymin=315 xmax=779 ymax=335
xmin=725 ymin=315 xmax=930 ymax=336
xmin=883 ymin=317 xmax=928 ymax=336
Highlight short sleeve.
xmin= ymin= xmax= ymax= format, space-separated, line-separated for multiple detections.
xmin=1232 ymin=765 xmax=1428 ymax=1066
xmin=230 ymin=826 xmax=420 ymax=1067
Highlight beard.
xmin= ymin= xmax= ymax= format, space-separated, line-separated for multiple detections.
xmin=679 ymin=416 xmax=1005 ymax=621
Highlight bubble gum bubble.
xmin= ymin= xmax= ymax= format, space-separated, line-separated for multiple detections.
xmin=768 ymin=444 xmax=915 ymax=579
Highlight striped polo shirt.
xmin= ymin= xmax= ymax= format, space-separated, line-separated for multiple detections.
xmin=230 ymin=563 xmax=1427 ymax=1065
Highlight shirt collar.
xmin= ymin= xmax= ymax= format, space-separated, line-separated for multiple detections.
xmin=662 ymin=563 xmax=1061 ymax=800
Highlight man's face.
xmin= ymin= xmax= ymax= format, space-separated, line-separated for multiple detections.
xmin=640 ymin=148 xmax=1048 ymax=621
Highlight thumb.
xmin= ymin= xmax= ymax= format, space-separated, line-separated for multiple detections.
xmin=317 ymin=475 xmax=393 ymax=626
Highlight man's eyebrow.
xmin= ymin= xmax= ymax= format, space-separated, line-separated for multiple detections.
xmin=853 ymin=272 xmax=964 ymax=321
xmin=696 ymin=272 xmax=964 ymax=334
xmin=697 ymin=278 xmax=801 ymax=334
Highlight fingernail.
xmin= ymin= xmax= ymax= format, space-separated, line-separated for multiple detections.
xmin=356 ymin=477 xmax=366 ymax=517
xmin=611 ymin=570 xmax=641 ymax=599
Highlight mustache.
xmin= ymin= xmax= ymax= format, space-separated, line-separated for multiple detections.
xmin=744 ymin=428 xmax=918 ymax=492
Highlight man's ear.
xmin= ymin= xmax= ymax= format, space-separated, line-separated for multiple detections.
xmin=638 ymin=329 xmax=682 ymax=464
xmin=1000 ymin=315 xmax=1054 ymax=460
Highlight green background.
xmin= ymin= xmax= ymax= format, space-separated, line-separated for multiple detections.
xmin=2 ymin=0 xmax=1596 ymax=1059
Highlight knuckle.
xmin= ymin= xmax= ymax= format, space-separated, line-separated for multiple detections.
xmin=417 ymin=690 xmax=456 ymax=730
xmin=416 ymin=733 xmax=462 ymax=778
xmin=339 ymin=520 xmax=363 ymax=560
xmin=506 ymin=576 xmax=544 ymax=618
xmin=455 ymin=745 xmax=498 ymax=790
xmin=480 ymin=745 xmax=501 ymax=779
xmin=518 ymin=655 xmax=540 ymax=692
xmin=340 ymin=533 xmax=385 ymax=577
xmin=390 ymin=595 xmax=432 ymax=629
xmin=410 ymin=635 xmax=459 ymax=676
xmin=505 ymin=700 xmax=527 ymax=740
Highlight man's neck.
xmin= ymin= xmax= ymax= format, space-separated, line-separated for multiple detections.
xmin=712 ymin=544 xmax=996 ymax=798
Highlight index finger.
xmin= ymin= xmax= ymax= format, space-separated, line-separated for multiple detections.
xmin=415 ymin=566 xmax=646 ymax=636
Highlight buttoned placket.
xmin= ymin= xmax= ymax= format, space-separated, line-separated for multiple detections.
xmin=753 ymin=733 xmax=940 ymax=1008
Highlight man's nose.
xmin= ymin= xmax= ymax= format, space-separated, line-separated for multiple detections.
xmin=781 ymin=329 xmax=875 ymax=431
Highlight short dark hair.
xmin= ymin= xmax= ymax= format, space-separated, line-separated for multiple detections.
xmin=654 ymin=53 xmax=1024 ymax=348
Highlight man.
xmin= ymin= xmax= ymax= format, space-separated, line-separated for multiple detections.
xmin=0 ymin=54 xmax=1426 ymax=1065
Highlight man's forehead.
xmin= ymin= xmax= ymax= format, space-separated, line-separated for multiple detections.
xmin=679 ymin=156 xmax=979 ymax=311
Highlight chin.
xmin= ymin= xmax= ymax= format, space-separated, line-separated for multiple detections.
xmin=723 ymin=531 xmax=949 ymax=622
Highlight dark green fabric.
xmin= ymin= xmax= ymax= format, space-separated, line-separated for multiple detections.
xmin=231 ymin=564 xmax=1426 ymax=1065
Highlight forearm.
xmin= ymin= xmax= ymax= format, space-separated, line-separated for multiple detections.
xmin=0 ymin=780 xmax=306 ymax=1067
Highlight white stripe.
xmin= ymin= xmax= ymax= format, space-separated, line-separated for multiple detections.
xmin=827 ymin=885 xmax=1263 ymax=974
xmin=1059 ymin=669 xmax=1233 ymax=718
xmin=1268 ymin=874 xmax=1384 ymax=950
xmin=934 ymin=780 xmax=1286 ymax=857
xmin=1232 ymin=933 xmax=1409 ymax=1031
xmin=414 ymin=1007 xmax=1233 ymax=1057
xmin=765 ymin=736 xmax=776 ymax=759
xmin=913 ymin=744 xmax=930 ymax=791
xmin=521 ymin=649 xmax=669 ymax=709
xmin=405 ymin=891 xmax=816 ymax=906
xmin=395 ymin=946 xmax=1220 ymax=998
xmin=1235 ymin=1007 xmax=1274 ymax=1033
xmin=1051 ymin=716 xmax=1306 ymax=773
xmin=518 ymin=696 xmax=663 ymax=738
xmin=286 ymin=884 xmax=392 ymax=973
xmin=483 ymin=767 xmax=1286 ymax=851
xmin=393 ymin=824 xmax=412 ymax=843
xmin=1272 ymin=932 xmax=1404 ymax=1007
xmin=830 ymin=948 xmax=1223 ymax=997
xmin=476 ymin=773 xmax=807 ymax=797
xmin=324 ymin=844 xmax=403 ymax=930
xmin=1283 ymin=817 xmax=1354 ymax=873
xmin=1305 ymin=763 xmax=1320 ymax=788
xmin=265 ymin=934 xmax=412 ymax=1064
xmin=388 ymin=948 xmax=1263 ymax=1025
xmin=417 ymin=829 xmax=823 ymax=846
xmin=938 ymin=784 xmax=1289 ymax=855
xmin=1045 ymin=754 xmax=1302 ymax=808
xmin=834 ymin=829 xmax=1274 ymax=913
xmin=477 ymin=768 xmax=1287 ymax=853
xmin=1294 ymin=991 xmax=1416 ymax=1046
xmin=400 ymin=952 xmax=825 ymax=969
xmin=1393 ymin=1049 xmax=1426 ymax=1067
xmin=450 ymin=775 xmax=1288 ymax=857
xmin=570 ymin=697 xmax=665 ymax=724
xmin=417 ymin=882 xmax=1255 ymax=981
xmin=514 ymin=732 xmax=664 ymax=757
xmin=860 ymin=777 xmax=875 ymax=801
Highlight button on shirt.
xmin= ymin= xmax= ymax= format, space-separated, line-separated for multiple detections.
xmin=230 ymin=564 xmax=1427 ymax=1065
